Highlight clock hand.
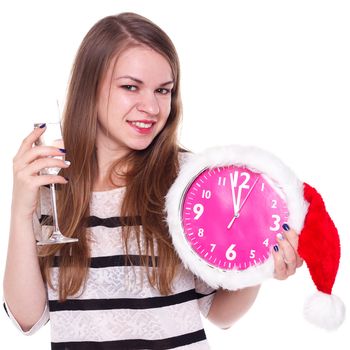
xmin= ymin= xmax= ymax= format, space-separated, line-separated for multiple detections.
xmin=227 ymin=176 xmax=260 ymax=229
xmin=227 ymin=212 xmax=239 ymax=229
xmin=229 ymin=172 xmax=240 ymax=215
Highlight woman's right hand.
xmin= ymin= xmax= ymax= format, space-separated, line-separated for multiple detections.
xmin=11 ymin=125 xmax=70 ymax=219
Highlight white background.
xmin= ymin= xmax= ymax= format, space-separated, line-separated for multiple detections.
xmin=0 ymin=0 xmax=349 ymax=348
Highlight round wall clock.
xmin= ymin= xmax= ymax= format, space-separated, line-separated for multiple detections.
xmin=166 ymin=145 xmax=309 ymax=290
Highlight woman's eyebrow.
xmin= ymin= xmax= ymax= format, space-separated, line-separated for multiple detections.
xmin=116 ymin=75 xmax=143 ymax=84
xmin=160 ymin=80 xmax=174 ymax=87
xmin=116 ymin=75 xmax=174 ymax=86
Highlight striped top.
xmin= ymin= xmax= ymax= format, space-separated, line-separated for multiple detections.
xmin=4 ymin=184 xmax=216 ymax=349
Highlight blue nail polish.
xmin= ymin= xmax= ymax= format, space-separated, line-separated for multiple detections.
xmin=273 ymin=244 xmax=279 ymax=252
xmin=39 ymin=123 xmax=46 ymax=128
xmin=59 ymin=148 xmax=66 ymax=153
xmin=282 ymin=223 xmax=290 ymax=231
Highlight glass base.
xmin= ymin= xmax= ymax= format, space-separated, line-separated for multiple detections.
xmin=37 ymin=231 xmax=79 ymax=245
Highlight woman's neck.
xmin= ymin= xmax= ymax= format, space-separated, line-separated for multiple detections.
xmin=93 ymin=143 xmax=130 ymax=191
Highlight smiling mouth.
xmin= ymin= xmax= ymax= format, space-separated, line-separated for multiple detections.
xmin=129 ymin=121 xmax=154 ymax=129
xmin=127 ymin=120 xmax=156 ymax=134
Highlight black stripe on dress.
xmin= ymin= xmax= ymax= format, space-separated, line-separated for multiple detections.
xmin=52 ymin=255 xmax=159 ymax=268
xmin=51 ymin=328 xmax=207 ymax=350
xmin=49 ymin=288 xmax=213 ymax=312
xmin=39 ymin=215 xmax=142 ymax=228
xmin=87 ymin=215 xmax=142 ymax=228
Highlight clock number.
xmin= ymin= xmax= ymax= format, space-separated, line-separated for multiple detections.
xmin=210 ymin=243 xmax=216 ymax=252
xmin=218 ymin=177 xmax=226 ymax=186
xmin=201 ymin=190 xmax=211 ymax=199
xmin=271 ymin=199 xmax=277 ymax=208
xmin=193 ymin=203 xmax=204 ymax=220
xmin=269 ymin=214 xmax=281 ymax=231
xmin=225 ymin=244 xmax=237 ymax=261
xmin=231 ymin=171 xmax=250 ymax=189
xmin=263 ymin=238 xmax=269 ymax=247
xmin=240 ymin=172 xmax=250 ymax=188
xmin=198 ymin=228 xmax=204 ymax=237
xmin=249 ymin=250 xmax=256 ymax=259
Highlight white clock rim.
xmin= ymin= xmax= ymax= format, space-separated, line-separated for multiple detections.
xmin=165 ymin=145 xmax=309 ymax=291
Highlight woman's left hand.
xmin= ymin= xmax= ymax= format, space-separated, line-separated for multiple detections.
xmin=272 ymin=224 xmax=304 ymax=280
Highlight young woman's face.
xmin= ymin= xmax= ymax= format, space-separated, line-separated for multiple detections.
xmin=96 ymin=46 xmax=174 ymax=157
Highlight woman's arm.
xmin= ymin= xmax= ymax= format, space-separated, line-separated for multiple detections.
xmin=3 ymin=126 xmax=69 ymax=331
xmin=207 ymin=285 xmax=260 ymax=329
xmin=3 ymin=214 xmax=48 ymax=331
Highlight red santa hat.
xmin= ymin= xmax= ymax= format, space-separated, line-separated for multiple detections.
xmin=298 ymin=182 xmax=345 ymax=330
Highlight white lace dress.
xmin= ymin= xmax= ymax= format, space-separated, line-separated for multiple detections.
xmin=4 ymin=185 xmax=216 ymax=349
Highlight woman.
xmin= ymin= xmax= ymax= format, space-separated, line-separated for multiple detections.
xmin=3 ymin=12 xmax=302 ymax=349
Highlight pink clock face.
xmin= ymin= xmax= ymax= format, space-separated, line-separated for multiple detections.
xmin=181 ymin=165 xmax=289 ymax=271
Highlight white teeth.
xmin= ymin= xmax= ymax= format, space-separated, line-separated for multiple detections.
xmin=131 ymin=121 xmax=153 ymax=129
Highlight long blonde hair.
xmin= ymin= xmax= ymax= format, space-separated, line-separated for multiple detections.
xmin=39 ymin=13 xmax=183 ymax=301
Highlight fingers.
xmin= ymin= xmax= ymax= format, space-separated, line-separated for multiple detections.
xmin=13 ymin=125 xmax=68 ymax=174
xmin=16 ymin=173 xmax=69 ymax=192
xmin=24 ymin=158 xmax=71 ymax=176
xmin=14 ymin=146 xmax=67 ymax=172
xmin=272 ymin=225 xmax=303 ymax=280
xmin=30 ymin=174 xmax=69 ymax=188
xmin=272 ymin=245 xmax=288 ymax=280
xmin=14 ymin=158 xmax=70 ymax=188
xmin=283 ymin=227 xmax=304 ymax=268
xmin=11 ymin=125 xmax=70 ymax=218
xmin=15 ymin=124 xmax=47 ymax=159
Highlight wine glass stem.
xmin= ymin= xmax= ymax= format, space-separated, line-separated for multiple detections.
xmin=49 ymin=183 xmax=60 ymax=233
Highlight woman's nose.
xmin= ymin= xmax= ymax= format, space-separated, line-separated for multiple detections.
xmin=136 ymin=91 xmax=160 ymax=115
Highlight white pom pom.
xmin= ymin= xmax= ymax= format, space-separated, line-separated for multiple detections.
xmin=304 ymin=291 xmax=346 ymax=330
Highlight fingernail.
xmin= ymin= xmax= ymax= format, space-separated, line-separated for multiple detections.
xmin=59 ymin=148 xmax=66 ymax=153
xmin=39 ymin=123 xmax=46 ymax=128
xmin=276 ymin=233 xmax=284 ymax=241
xmin=282 ymin=223 xmax=290 ymax=231
xmin=64 ymin=160 xmax=71 ymax=166
xmin=273 ymin=244 xmax=279 ymax=252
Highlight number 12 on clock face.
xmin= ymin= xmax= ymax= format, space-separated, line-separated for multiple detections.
xmin=181 ymin=165 xmax=289 ymax=271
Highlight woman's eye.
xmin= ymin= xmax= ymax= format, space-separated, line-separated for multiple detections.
xmin=156 ymin=88 xmax=171 ymax=95
xmin=122 ymin=85 xmax=137 ymax=91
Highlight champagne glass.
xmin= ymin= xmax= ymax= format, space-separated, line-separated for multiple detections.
xmin=34 ymin=121 xmax=78 ymax=245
